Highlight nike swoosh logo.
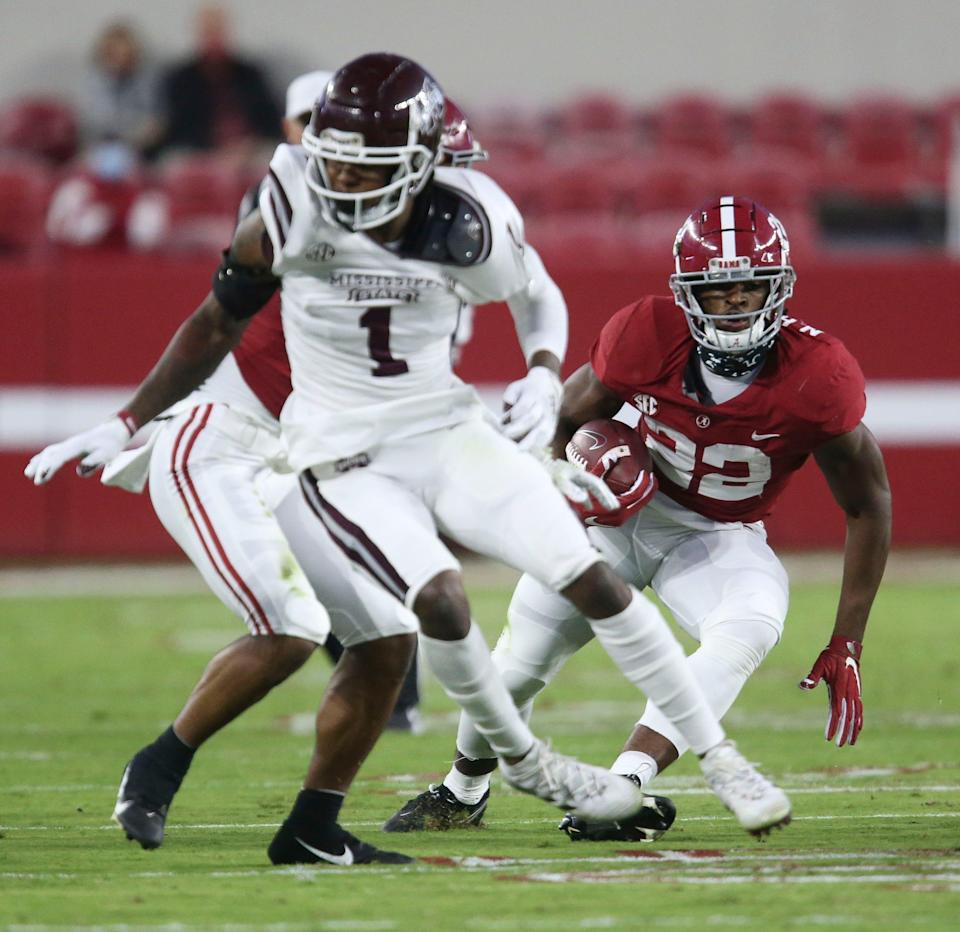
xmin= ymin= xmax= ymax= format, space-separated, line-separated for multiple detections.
xmin=295 ymin=836 xmax=354 ymax=865
xmin=751 ymin=431 xmax=780 ymax=441
xmin=845 ymin=656 xmax=862 ymax=693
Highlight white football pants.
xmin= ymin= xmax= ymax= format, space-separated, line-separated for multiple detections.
xmin=148 ymin=403 xmax=418 ymax=647
xmin=456 ymin=493 xmax=788 ymax=760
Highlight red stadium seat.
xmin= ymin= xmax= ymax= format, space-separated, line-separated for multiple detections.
xmin=650 ymin=95 xmax=732 ymax=159
xmin=555 ymin=93 xmax=637 ymax=136
xmin=820 ymin=96 xmax=930 ymax=198
xmin=747 ymin=92 xmax=829 ymax=161
xmin=0 ymin=158 xmax=54 ymax=253
xmin=538 ymin=161 xmax=620 ymax=216
xmin=477 ymin=162 xmax=549 ymax=216
xmin=157 ymin=154 xmax=246 ymax=252
xmin=711 ymin=154 xmax=816 ymax=215
xmin=612 ymin=158 xmax=715 ymax=215
xmin=0 ymin=98 xmax=78 ymax=165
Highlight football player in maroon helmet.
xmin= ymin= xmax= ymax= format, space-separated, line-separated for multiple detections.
xmin=438 ymin=97 xmax=489 ymax=168
xmin=403 ymin=196 xmax=889 ymax=844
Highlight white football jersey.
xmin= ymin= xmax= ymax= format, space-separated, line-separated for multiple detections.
xmin=260 ymin=145 xmax=530 ymax=471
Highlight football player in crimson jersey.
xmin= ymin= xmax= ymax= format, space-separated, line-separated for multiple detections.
xmin=401 ymin=196 xmax=890 ymax=844
xmin=26 ymin=55 xmax=793 ymax=862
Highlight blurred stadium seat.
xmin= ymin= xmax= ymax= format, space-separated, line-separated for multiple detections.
xmin=824 ymin=95 xmax=929 ymax=199
xmin=747 ymin=92 xmax=829 ymax=161
xmin=156 ymin=154 xmax=246 ymax=253
xmin=650 ymin=94 xmax=732 ymax=158
xmin=0 ymin=97 xmax=78 ymax=165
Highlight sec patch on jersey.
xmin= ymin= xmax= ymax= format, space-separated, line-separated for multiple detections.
xmin=565 ymin=419 xmax=658 ymax=526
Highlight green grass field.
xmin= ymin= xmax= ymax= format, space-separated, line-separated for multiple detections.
xmin=1 ymin=564 xmax=958 ymax=930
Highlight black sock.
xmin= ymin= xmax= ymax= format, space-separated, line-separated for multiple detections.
xmin=288 ymin=789 xmax=346 ymax=831
xmin=146 ymin=726 xmax=196 ymax=781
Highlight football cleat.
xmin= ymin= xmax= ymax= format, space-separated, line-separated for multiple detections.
xmin=269 ymin=821 xmax=414 ymax=865
xmin=382 ymin=783 xmax=489 ymax=833
xmin=559 ymin=784 xmax=677 ymax=842
xmin=112 ymin=753 xmax=176 ymax=850
xmin=500 ymin=740 xmax=647 ymax=823
xmin=699 ymin=740 xmax=792 ymax=835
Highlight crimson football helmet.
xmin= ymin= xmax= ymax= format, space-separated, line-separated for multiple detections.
xmin=670 ymin=196 xmax=796 ymax=375
xmin=438 ymin=98 xmax=488 ymax=167
xmin=301 ymin=53 xmax=445 ymax=231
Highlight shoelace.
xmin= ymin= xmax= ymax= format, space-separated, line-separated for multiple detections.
xmin=538 ymin=750 xmax=607 ymax=805
xmin=707 ymin=757 xmax=775 ymax=802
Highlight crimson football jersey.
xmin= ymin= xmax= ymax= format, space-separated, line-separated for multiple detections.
xmin=591 ymin=296 xmax=866 ymax=523
xmin=232 ymin=298 xmax=292 ymax=421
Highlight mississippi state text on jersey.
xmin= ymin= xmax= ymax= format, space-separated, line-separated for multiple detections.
xmin=591 ymin=296 xmax=866 ymax=523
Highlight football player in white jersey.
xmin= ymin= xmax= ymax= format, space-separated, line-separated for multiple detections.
xmin=26 ymin=53 xmax=791 ymax=862
xmin=27 ymin=69 xmax=424 ymax=866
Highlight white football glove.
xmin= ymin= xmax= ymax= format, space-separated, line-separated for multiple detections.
xmin=501 ymin=366 xmax=562 ymax=452
xmin=543 ymin=457 xmax=619 ymax=512
xmin=24 ymin=415 xmax=135 ymax=485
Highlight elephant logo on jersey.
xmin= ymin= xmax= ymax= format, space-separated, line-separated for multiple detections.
xmin=306 ymin=242 xmax=336 ymax=262
xmin=696 ymin=415 xmax=711 ymax=428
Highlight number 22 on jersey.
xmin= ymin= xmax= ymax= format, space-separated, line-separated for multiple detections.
xmin=644 ymin=417 xmax=772 ymax=502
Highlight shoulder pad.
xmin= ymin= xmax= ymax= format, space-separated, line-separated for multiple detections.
xmin=399 ymin=182 xmax=491 ymax=266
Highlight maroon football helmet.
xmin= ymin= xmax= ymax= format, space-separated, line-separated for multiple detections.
xmin=670 ymin=196 xmax=796 ymax=375
xmin=438 ymin=98 xmax=488 ymax=167
xmin=301 ymin=52 xmax=445 ymax=230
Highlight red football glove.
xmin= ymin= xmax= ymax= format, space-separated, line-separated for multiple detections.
xmin=799 ymin=635 xmax=863 ymax=747
xmin=575 ymin=469 xmax=658 ymax=527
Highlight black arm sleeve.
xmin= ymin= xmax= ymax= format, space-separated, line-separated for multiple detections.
xmin=211 ymin=250 xmax=280 ymax=320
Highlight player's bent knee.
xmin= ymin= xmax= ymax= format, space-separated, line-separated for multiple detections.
xmin=413 ymin=571 xmax=471 ymax=640
xmin=700 ymin=620 xmax=780 ymax=678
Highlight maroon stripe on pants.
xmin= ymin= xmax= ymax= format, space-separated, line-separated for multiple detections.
xmin=297 ymin=471 xmax=409 ymax=602
xmin=171 ymin=405 xmax=273 ymax=634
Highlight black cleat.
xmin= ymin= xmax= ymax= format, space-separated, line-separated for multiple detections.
xmin=559 ymin=789 xmax=677 ymax=843
xmin=112 ymin=753 xmax=176 ymax=850
xmin=268 ymin=821 xmax=414 ymax=865
xmin=382 ymin=783 xmax=489 ymax=833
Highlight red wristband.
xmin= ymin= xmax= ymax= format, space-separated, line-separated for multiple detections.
xmin=117 ymin=409 xmax=140 ymax=437
xmin=827 ymin=635 xmax=862 ymax=661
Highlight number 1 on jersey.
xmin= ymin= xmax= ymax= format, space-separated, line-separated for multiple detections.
xmin=359 ymin=306 xmax=409 ymax=377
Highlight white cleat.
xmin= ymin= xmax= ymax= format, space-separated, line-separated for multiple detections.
xmin=500 ymin=740 xmax=646 ymax=822
xmin=699 ymin=740 xmax=792 ymax=836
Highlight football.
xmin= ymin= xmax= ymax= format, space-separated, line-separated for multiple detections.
xmin=565 ymin=418 xmax=653 ymax=495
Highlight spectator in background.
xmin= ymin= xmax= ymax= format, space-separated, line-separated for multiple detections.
xmin=158 ymin=4 xmax=280 ymax=165
xmin=80 ymin=21 xmax=163 ymax=157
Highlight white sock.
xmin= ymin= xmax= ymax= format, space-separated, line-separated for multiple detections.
xmin=588 ymin=589 xmax=725 ymax=755
xmin=443 ymin=766 xmax=491 ymax=805
xmin=419 ymin=623 xmax=535 ymax=759
xmin=611 ymin=750 xmax=659 ymax=787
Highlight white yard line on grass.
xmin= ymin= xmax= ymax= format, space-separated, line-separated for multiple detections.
xmin=3 ymin=810 xmax=960 ymax=834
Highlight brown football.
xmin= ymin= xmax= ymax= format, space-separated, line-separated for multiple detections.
xmin=565 ymin=418 xmax=652 ymax=495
